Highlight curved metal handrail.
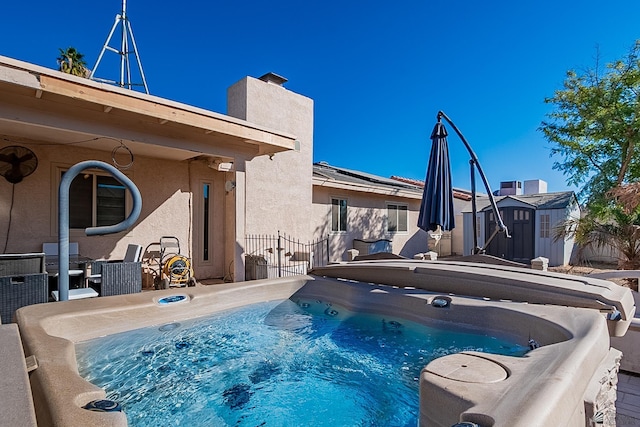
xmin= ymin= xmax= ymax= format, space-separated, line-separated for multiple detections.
xmin=57 ymin=161 xmax=142 ymax=301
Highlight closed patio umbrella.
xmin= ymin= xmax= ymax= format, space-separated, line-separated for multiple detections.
xmin=418 ymin=120 xmax=455 ymax=233
xmin=422 ymin=111 xmax=510 ymax=254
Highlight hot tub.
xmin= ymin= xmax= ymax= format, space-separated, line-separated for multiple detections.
xmin=16 ymin=260 xmax=636 ymax=427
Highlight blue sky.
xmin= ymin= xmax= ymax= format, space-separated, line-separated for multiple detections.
xmin=1 ymin=1 xmax=640 ymax=194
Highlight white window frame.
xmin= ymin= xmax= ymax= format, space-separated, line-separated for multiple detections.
xmin=386 ymin=203 xmax=408 ymax=233
xmin=51 ymin=164 xmax=132 ymax=236
xmin=330 ymin=197 xmax=348 ymax=233
xmin=540 ymin=213 xmax=551 ymax=238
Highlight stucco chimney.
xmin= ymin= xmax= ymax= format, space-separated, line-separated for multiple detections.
xmin=227 ymin=73 xmax=314 ymax=240
xmin=258 ymin=72 xmax=288 ymax=86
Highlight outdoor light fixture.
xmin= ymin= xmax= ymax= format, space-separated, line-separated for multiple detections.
xmin=208 ymin=159 xmax=234 ymax=172
xmin=436 ymin=111 xmax=510 ymax=253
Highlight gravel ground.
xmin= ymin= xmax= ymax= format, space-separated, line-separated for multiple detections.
xmin=548 ymin=262 xmax=637 ymax=290
xmin=548 ymin=262 xmax=618 ymax=276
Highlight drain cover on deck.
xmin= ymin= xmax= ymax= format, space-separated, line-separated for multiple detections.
xmin=425 ymin=353 xmax=508 ymax=383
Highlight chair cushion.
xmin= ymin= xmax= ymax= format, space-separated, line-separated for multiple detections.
xmin=53 ymin=270 xmax=84 ymax=277
xmin=51 ymin=288 xmax=98 ymax=301
xmin=86 ymin=274 xmax=102 ymax=284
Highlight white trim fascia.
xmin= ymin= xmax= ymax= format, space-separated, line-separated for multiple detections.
xmin=0 ymin=55 xmax=296 ymax=149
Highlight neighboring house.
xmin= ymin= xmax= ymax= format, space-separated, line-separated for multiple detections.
xmin=311 ymin=162 xmax=471 ymax=261
xmin=462 ymin=181 xmax=580 ymax=266
xmin=0 ymin=56 xmax=313 ymax=282
xmin=390 ymin=176 xmax=472 ymax=257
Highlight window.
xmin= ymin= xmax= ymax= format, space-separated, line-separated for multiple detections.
xmin=64 ymin=170 xmax=127 ymax=229
xmin=331 ymin=198 xmax=347 ymax=232
xmin=500 ymin=181 xmax=522 ymax=189
xmin=387 ymin=204 xmax=408 ymax=232
xmin=540 ymin=214 xmax=550 ymax=238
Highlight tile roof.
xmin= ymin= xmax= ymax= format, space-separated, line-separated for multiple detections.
xmin=313 ymin=162 xmax=423 ymax=193
xmin=391 ymin=176 xmax=473 ymax=201
xmin=313 ymin=163 xmax=574 ymax=208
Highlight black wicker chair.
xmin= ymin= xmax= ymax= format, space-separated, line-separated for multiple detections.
xmin=0 ymin=252 xmax=46 ymax=276
xmin=87 ymin=245 xmax=143 ymax=297
xmin=89 ymin=260 xmax=142 ymax=297
xmin=0 ymin=253 xmax=48 ymax=324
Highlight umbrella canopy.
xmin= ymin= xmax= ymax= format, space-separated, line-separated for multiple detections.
xmin=417 ymin=121 xmax=455 ymax=232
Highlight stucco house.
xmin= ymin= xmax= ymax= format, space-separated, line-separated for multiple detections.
xmin=311 ymin=162 xmax=472 ymax=261
xmin=462 ymin=181 xmax=580 ymax=266
xmin=1 ymin=55 xmax=578 ymax=284
xmin=0 ymin=56 xmax=314 ymax=282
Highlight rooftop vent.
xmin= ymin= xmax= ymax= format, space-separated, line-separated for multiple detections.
xmin=258 ymin=72 xmax=288 ymax=86
xmin=498 ymin=179 xmax=549 ymax=196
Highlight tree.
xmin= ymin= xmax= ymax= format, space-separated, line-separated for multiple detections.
xmin=540 ymin=41 xmax=640 ymax=208
xmin=543 ymin=41 xmax=640 ymax=273
xmin=554 ymin=205 xmax=640 ymax=271
xmin=57 ymin=47 xmax=88 ymax=77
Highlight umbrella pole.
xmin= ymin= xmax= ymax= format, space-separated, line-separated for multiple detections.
xmin=437 ymin=111 xmax=510 ymax=244
xmin=470 ymin=159 xmax=480 ymax=254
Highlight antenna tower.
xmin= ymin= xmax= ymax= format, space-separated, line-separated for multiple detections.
xmin=89 ymin=0 xmax=149 ymax=94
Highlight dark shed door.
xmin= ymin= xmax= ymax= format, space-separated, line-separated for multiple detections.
xmin=485 ymin=207 xmax=535 ymax=263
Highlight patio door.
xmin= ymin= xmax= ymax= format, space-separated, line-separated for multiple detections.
xmin=485 ymin=207 xmax=535 ymax=263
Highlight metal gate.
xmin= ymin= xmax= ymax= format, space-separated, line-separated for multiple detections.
xmin=244 ymin=232 xmax=329 ymax=279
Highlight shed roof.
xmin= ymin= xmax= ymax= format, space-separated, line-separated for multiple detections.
xmin=462 ymin=191 xmax=578 ymax=213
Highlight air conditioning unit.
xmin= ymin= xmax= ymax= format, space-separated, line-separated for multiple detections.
xmin=524 ymin=179 xmax=548 ymax=195
xmin=499 ymin=181 xmax=522 ymax=196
